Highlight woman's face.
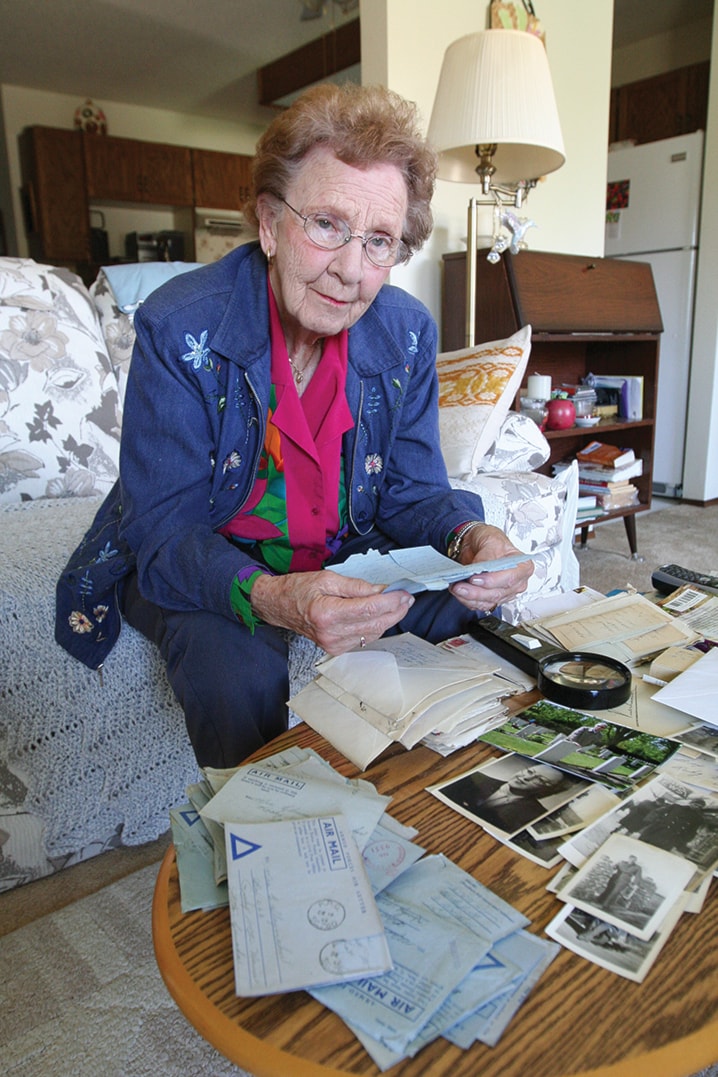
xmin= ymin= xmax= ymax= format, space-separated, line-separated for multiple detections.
xmin=257 ymin=146 xmax=409 ymax=342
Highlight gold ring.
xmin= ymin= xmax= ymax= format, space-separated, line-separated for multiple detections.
xmin=360 ymin=636 xmax=367 ymax=648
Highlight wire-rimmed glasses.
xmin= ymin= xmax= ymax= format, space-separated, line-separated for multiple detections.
xmin=280 ymin=198 xmax=409 ymax=267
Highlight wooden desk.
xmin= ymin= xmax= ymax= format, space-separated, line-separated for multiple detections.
xmin=152 ymin=723 xmax=718 ymax=1077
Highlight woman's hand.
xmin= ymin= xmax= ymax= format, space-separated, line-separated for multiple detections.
xmin=448 ymin=523 xmax=533 ymax=614
xmin=249 ymin=570 xmax=415 ymax=655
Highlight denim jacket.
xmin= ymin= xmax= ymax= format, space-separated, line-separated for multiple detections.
xmin=55 ymin=243 xmax=484 ymax=669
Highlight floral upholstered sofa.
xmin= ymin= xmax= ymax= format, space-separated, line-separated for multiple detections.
xmin=0 ymin=256 xmax=578 ymax=891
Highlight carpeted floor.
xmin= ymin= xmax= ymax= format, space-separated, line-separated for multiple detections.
xmin=2 ymin=855 xmax=717 ymax=1077
xmin=571 ymin=497 xmax=718 ymax=598
xmin=1 ymin=863 xmax=250 ymax=1077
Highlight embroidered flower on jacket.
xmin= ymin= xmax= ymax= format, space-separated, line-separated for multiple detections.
xmin=69 ymin=610 xmax=93 ymax=634
xmin=93 ymin=605 xmax=109 ymax=622
xmin=408 ymin=330 xmax=419 ymax=355
xmin=365 ymin=453 xmax=383 ymax=475
xmin=223 ymin=451 xmax=242 ymax=472
xmin=96 ymin=540 xmax=118 ymax=562
xmin=181 ymin=330 xmax=211 ymax=371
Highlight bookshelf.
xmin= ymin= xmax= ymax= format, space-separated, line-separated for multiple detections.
xmin=441 ymin=249 xmax=662 ymax=557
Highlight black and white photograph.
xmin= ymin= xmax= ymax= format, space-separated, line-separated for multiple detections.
xmin=527 ymin=784 xmax=621 ymax=841
xmin=675 ymin=722 xmax=718 ymax=759
xmin=493 ymin=826 xmax=565 ymax=868
xmin=559 ymin=834 xmax=694 ymax=942
xmin=558 ymin=771 xmax=718 ymax=878
xmin=545 ymin=900 xmax=687 ymax=983
xmin=428 ymin=753 xmax=589 ymax=838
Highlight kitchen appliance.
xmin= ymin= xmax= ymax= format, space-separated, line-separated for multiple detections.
xmin=605 ymin=130 xmax=704 ymax=498
xmin=125 ymin=230 xmax=185 ymax=262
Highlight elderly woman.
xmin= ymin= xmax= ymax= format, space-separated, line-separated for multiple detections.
xmin=57 ymin=82 xmax=532 ymax=769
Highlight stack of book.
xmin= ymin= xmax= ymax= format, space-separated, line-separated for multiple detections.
xmin=556 ymin=440 xmax=642 ymax=513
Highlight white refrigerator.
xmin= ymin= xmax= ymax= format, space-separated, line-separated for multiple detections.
xmin=605 ymin=130 xmax=704 ymax=498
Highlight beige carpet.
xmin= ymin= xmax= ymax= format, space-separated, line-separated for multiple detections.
xmin=1 ymin=862 xmax=251 ymax=1077
xmin=573 ymin=497 xmax=718 ymax=597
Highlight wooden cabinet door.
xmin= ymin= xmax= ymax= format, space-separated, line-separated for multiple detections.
xmin=613 ymin=62 xmax=709 ymax=145
xmin=19 ymin=126 xmax=90 ymax=261
xmin=83 ymin=135 xmax=141 ymax=200
xmin=84 ymin=135 xmax=193 ymax=205
xmin=139 ymin=142 xmax=193 ymax=205
xmin=191 ymin=149 xmax=252 ymax=210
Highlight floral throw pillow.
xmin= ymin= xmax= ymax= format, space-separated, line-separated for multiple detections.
xmin=0 ymin=258 xmax=120 ymax=503
xmin=437 ymin=325 xmax=531 ymax=478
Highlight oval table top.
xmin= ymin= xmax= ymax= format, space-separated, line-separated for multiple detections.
xmin=152 ymin=722 xmax=718 ymax=1077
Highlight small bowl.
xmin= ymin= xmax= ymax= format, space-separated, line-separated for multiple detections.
xmin=575 ymin=415 xmax=601 ymax=427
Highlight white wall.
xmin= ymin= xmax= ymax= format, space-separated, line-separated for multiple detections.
xmin=361 ymin=0 xmax=613 ymax=323
xmin=683 ymin=8 xmax=718 ymax=502
xmin=1 ymin=83 xmax=264 ymax=260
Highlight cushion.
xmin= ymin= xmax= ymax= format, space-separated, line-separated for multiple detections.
xmin=0 ymin=258 xmax=120 ymax=504
xmin=450 ymin=460 xmax=580 ymax=622
xmin=100 ymin=261 xmax=203 ymax=313
xmin=91 ymin=262 xmax=202 ymax=404
xmin=437 ymin=325 xmax=531 ymax=478
xmin=476 ymin=410 xmax=550 ymax=473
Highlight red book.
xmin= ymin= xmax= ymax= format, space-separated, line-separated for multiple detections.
xmin=576 ymin=441 xmax=635 ymax=468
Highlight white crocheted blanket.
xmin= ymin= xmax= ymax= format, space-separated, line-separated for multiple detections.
xmin=0 ymin=496 xmax=322 ymax=890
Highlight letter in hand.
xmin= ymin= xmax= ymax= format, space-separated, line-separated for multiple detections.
xmin=249 ymin=569 xmax=415 ymax=656
xmin=450 ymin=523 xmax=533 ymax=614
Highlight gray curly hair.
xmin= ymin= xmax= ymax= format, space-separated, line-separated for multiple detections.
xmin=243 ymin=82 xmax=437 ymax=255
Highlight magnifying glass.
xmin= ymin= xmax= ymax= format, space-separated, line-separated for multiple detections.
xmin=537 ymin=651 xmax=632 ymax=709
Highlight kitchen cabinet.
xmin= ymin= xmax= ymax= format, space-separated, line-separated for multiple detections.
xmin=19 ymin=126 xmax=90 ymax=263
xmin=191 ymin=148 xmax=252 ymax=210
xmin=442 ymin=249 xmax=662 ymax=556
xmin=83 ymin=135 xmax=193 ymax=205
xmin=19 ymin=125 xmax=254 ymax=279
xmin=609 ymin=61 xmax=709 ymax=146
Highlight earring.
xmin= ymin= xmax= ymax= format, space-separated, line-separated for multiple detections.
xmin=266 ymin=250 xmax=275 ymax=267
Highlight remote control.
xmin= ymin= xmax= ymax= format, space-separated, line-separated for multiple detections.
xmin=651 ymin=563 xmax=718 ymax=597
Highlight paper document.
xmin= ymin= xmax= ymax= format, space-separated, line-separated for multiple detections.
xmin=528 ymin=591 xmax=698 ymax=666
xmin=326 ymin=545 xmax=528 ymax=594
xmin=201 ymin=754 xmax=391 ymax=852
xmin=651 ymin=648 xmax=718 ymax=725
xmin=225 ymin=815 xmax=391 ymax=995
xmin=312 ymin=853 xmax=525 ymax=1056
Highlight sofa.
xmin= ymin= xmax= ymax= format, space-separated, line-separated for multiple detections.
xmin=0 ymin=256 xmax=578 ymax=892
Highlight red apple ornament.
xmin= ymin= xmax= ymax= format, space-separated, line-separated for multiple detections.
xmin=546 ymin=397 xmax=576 ymax=430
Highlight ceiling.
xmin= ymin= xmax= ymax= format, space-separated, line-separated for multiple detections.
xmin=0 ymin=0 xmax=713 ymax=129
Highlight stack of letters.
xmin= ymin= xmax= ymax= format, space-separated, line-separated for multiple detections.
xmin=169 ymin=745 xmax=558 ymax=1069
xmin=288 ymin=632 xmax=532 ymax=769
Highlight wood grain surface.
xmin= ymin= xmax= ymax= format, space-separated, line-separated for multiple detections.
xmin=152 ymin=722 xmax=718 ymax=1077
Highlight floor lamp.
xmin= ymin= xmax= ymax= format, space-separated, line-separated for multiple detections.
xmin=428 ymin=29 xmax=565 ymax=347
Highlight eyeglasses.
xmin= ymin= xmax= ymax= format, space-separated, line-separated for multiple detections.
xmin=280 ymin=198 xmax=410 ymax=268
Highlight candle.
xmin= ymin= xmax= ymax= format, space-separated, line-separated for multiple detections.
xmin=527 ymin=374 xmax=552 ymax=400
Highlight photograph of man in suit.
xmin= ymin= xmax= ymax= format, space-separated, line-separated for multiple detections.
xmin=437 ymin=758 xmax=584 ymax=835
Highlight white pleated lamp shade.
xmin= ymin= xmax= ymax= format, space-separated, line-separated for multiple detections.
xmin=428 ymin=29 xmax=565 ymax=185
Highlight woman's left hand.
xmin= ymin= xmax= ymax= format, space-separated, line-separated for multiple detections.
xmin=448 ymin=523 xmax=533 ymax=614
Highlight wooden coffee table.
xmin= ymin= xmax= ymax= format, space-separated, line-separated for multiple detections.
xmin=152 ymin=722 xmax=718 ymax=1077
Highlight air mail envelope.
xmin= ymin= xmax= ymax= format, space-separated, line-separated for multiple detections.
xmin=225 ymin=814 xmax=391 ymax=995
xmin=201 ymin=755 xmax=391 ymax=852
